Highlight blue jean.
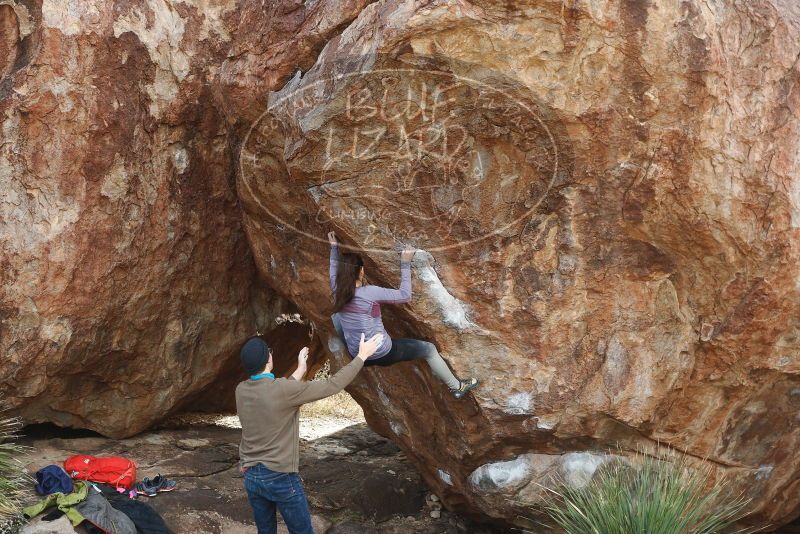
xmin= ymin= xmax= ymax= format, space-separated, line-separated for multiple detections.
xmin=244 ymin=464 xmax=313 ymax=534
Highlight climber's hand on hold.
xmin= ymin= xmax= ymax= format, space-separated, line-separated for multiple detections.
xmin=328 ymin=231 xmax=337 ymax=245
xmin=357 ymin=333 xmax=384 ymax=361
xmin=400 ymin=246 xmax=416 ymax=262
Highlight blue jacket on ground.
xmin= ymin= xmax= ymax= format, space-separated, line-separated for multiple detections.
xmin=35 ymin=465 xmax=73 ymax=496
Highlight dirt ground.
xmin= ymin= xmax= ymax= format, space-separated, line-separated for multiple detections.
xmin=16 ymin=404 xmax=508 ymax=534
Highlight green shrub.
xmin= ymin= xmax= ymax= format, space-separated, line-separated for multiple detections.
xmin=543 ymin=452 xmax=757 ymax=534
xmin=0 ymin=413 xmax=28 ymax=534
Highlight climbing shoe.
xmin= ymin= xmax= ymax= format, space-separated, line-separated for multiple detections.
xmin=135 ymin=478 xmax=157 ymax=497
xmin=451 ymin=378 xmax=479 ymax=399
xmin=151 ymin=474 xmax=177 ymax=493
xmin=135 ymin=474 xmax=176 ymax=497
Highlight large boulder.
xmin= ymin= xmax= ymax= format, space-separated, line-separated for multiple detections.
xmin=0 ymin=0 xmax=370 ymax=437
xmin=3 ymin=0 xmax=799 ymax=528
xmin=237 ymin=0 xmax=800 ymax=529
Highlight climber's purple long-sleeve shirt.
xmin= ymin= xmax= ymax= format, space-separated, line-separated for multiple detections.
xmin=330 ymin=244 xmax=411 ymax=359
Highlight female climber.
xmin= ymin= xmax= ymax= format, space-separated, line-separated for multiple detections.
xmin=327 ymin=231 xmax=479 ymax=399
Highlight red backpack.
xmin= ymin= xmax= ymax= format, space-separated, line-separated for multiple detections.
xmin=64 ymin=455 xmax=137 ymax=490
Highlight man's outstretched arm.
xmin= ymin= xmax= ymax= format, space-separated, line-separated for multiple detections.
xmin=281 ymin=334 xmax=383 ymax=406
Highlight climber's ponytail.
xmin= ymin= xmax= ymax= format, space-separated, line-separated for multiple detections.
xmin=332 ymin=253 xmax=364 ymax=313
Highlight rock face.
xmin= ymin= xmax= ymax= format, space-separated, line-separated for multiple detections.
xmin=4 ymin=0 xmax=800 ymax=529
xmin=237 ymin=0 xmax=800 ymax=529
xmin=0 ymin=0 xmax=369 ymax=437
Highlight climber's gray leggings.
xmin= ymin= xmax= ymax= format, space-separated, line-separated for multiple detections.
xmin=365 ymin=339 xmax=461 ymax=390
xmin=331 ymin=313 xmax=460 ymax=390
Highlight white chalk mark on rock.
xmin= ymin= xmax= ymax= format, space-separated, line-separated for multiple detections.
xmin=172 ymin=145 xmax=189 ymax=174
xmin=413 ymin=251 xmax=474 ymax=330
xmin=560 ymin=452 xmax=613 ymax=489
xmin=535 ymin=415 xmax=558 ymax=430
xmin=327 ymin=336 xmax=344 ymax=354
xmin=376 ymin=384 xmax=390 ymax=406
xmin=469 ymin=455 xmax=534 ymax=490
xmin=505 ymin=392 xmax=533 ymax=415
xmin=755 ymin=465 xmax=773 ymax=481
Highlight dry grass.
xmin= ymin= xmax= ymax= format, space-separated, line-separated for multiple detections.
xmin=300 ymin=390 xmax=364 ymax=420
xmin=0 ymin=411 xmax=28 ymax=533
xmin=299 ymin=361 xmax=364 ymax=421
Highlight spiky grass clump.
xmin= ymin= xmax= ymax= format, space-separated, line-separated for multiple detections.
xmin=0 ymin=414 xmax=28 ymax=534
xmin=544 ymin=453 xmax=756 ymax=534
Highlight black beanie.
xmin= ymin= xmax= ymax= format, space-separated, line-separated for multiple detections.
xmin=240 ymin=337 xmax=270 ymax=374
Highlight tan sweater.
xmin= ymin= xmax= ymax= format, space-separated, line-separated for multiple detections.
xmin=236 ymin=357 xmax=364 ymax=473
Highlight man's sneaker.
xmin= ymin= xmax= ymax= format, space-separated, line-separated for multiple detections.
xmin=134 ymin=478 xmax=157 ymax=498
xmin=151 ymin=474 xmax=177 ymax=493
xmin=135 ymin=474 xmax=176 ymax=497
xmin=451 ymin=378 xmax=479 ymax=399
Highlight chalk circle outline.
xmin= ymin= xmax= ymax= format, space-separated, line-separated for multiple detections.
xmin=239 ymin=57 xmax=562 ymax=254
